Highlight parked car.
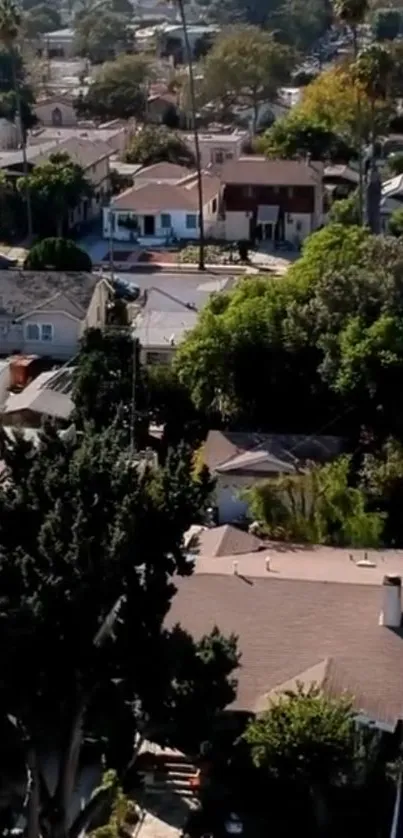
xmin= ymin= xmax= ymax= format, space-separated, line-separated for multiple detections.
xmin=224 ymin=814 xmax=243 ymax=835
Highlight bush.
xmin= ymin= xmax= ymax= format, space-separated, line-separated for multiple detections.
xmin=24 ymin=238 xmax=92 ymax=271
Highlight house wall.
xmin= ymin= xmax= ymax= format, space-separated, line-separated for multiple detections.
xmin=224 ymin=211 xmax=250 ymax=241
xmin=4 ymin=409 xmax=43 ymax=428
xmin=284 ymin=212 xmax=313 ymax=245
xmin=69 ymin=156 xmax=111 ymax=227
xmin=224 ymin=183 xmax=316 ymax=214
xmin=103 ymin=196 xmax=219 ymax=241
xmin=0 ymin=311 xmax=82 ymax=360
xmin=140 ymin=346 xmax=175 ymax=365
xmin=85 ymin=279 xmax=113 ymax=329
xmin=34 ymin=101 xmax=78 ymax=127
xmin=215 ymin=480 xmax=249 ymax=524
xmin=184 ymin=135 xmax=246 ymax=171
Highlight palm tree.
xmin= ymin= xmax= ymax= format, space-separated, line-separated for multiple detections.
xmin=0 ymin=0 xmax=33 ymax=240
xmin=176 ymin=0 xmax=205 ymax=270
xmin=334 ymin=0 xmax=368 ymax=226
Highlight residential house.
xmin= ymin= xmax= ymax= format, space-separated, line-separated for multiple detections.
xmin=34 ymin=95 xmax=78 ymax=128
xmin=324 ymin=164 xmax=359 ymax=199
xmin=0 ymin=271 xmax=99 ymax=360
xmin=39 ymin=28 xmax=75 ymax=58
xmin=185 ymin=523 xmax=264 ymax=557
xmin=167 ymin=549 xmax=403 ymax=731
xmin=180 ymin=130 xmax=248 ymax=172
xmin=103 ymin=170 xmax=220 ymax=243
xmin=3 ymin=366 xmax=74 ymax=427
xmin=28 ymin=122 xmax=136 ymax=155
xmin=220 ymin=157 xmax=324 ymax=245
xmin=156 ymin=23 xmax=219 ymax=61
xmin=133 ymin=309 xmax=198 ymax=364
xmin=381 ymin=174 xmax=403 ymax=231
xmin=0 ymin=136 xmax=114 ymax=231
xmin=33 ymin=136 xmax=114 ymax=228
xmin=147 ymin=93 xmax=179 ymax=125
xmin=202 ymin=430 xmax=344 ymax=523
xmin=133 ymin=162 xmax=194 ymax=186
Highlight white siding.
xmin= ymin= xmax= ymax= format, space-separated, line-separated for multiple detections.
xmin=284 ymin=212 xmax=313 ymax=245
xmin=103 ymin=197 xmax=219 ymax=242
xmin=224 ymin=211 xmax=250 ymax=241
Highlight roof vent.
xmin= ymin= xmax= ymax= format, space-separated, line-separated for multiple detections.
xmin=265 ymin=555 xmax=271 ymax=572
xmin=233 ymin=561 xmax=238 ymax=576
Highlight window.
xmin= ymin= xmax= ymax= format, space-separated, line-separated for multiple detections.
xmin=41 ymin=324 xmax=53 ymax=342
xmin=25 ymin=323 xmax=40 ymax=341
xmin=214 ymin=150 xmax=224 ymax=164
xmin=186 ymin=214 xmax=197 ymax=229
xmin=146 ymin=351 xmax=169 ymax=365
xmin=226 ymin=152 xmax=233 ymax=160
xmin=161 ymin=213 xmax=171 ymax=229
xmin=288 ymin=186 xmax=294 ymax=198
xmin=51 ymin=107 xmax=62 ymax=126
xmin=212 ymin=198 xmax=217 ymax=213
xmin=25 ymin=322 xmax=53 ymax=342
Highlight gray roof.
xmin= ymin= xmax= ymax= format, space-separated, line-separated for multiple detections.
xmin=4 ymin=370 xmax=74 ymax=420
xmin=0 ymin=137 xmax=113 ymax=171
xmin=0 ymin=271 xmax=97 ymax=319
xmin=133 ymin=309 xmax=198 ymax=348
xmin=203 ymin=430 xmax=344 ymax=475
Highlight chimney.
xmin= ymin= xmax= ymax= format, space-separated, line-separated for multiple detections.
xmin=379 ymin=575 xmax=402 ymax=627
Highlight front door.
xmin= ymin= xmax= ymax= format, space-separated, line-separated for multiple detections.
xmin=263 ymin=223 xmax=273 ymax=240
xmin=144 ymin=215 xmax=155 ymax=236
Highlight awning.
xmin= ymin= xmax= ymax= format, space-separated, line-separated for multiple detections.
xmin=257 ymin=204 xmax=279 ymax=224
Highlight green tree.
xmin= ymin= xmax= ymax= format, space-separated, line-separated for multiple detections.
xmin=203 ymin=26 xmax=294 ymax=134
xmin=72 ymin=329 xmax=148 ymax=441
xmin=352 ymin=44 xmax=394 ymax=143
xmin=244 ymin=456 xmax=384 ymax=546
xmin=24 ymin=237 xmax=92 ymax=271
xmin=244 ymin=685 xmax=356 ymax=831
xmin=75 ymin=54 xmax=150 ymax=120
xmin=0 ymin=423 xmax=238 ymax=838
xmin=24 ymin=2 xmax=62 ymax=36
xmin=371 ymin=8 xmax=402 ymax=40
xmin=388 ymin=206 xmax=403 ymax=236
xmin=124 ymin=125 xmax=195 ymax=167
xmin=18 ymin=151 xmax=93 ymax=237
xmin=360 ymin=437 xmax=403 ymax=545
xmin=74 ymin=8 xmax=133 ymax=63
xmin=328 ymin=193 xmax=360 ymax=225
xmin=0 ymin=0 xmax=33 ymax=237
xmin=387 ymin=151 xmax=403 ymax=175
xmin=257 ymin=113 xmax=355 ymax=161
xmin=175 ymin=276 xmax=336 ymax=430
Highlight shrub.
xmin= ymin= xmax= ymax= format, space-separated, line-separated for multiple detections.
xmin=24 ymin=238 xmax=92 ymax=271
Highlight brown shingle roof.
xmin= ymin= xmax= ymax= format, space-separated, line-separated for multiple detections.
xmin=34 ymin=136 xmax=113 ymax=169
xmin=221 ymin=156 xmax=324 ymax=186
xmin=203 ymin=430 xmax=343 ymax=474
xmin=189 ymin=525 xmax=263 ymax=557
xmin=167 ymin=573 xmax=403 ymax=725
xmin=111 ymin=174 xmax=220 ymax=212
xmin=136 ymin=163 xmax=194 ymax=181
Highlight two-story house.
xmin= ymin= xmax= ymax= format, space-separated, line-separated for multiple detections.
xmin=220 ymin=157 xmax=324 ymax=245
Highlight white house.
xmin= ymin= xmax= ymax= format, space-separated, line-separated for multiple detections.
xmin=103 ymin=171 xmax=220 ymax=244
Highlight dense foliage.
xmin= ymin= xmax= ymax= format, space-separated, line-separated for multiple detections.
xmin=245 ymin=457 xmax=385 ymax=547
xmin=75 ymin=55 xmax=151 ymax=121
xmin=0 ymin=423 xmax=238 ymax=838
xmin=24 ymin=237 xmax=92 ymax=270
xmin=18 ymin=152 xmax=93 ymax=237
xmin=202 ymin=26 xmax=294 ymax=133
xmin=124 ymin=125 xmax=196 ymax=167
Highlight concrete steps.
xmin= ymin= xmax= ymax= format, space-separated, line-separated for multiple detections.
xmin=140 ymin=749 xmax=198 ymax=798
